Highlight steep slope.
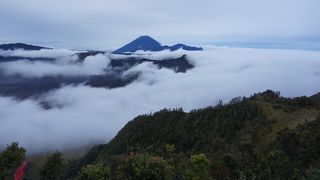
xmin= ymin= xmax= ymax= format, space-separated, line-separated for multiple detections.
xmin=103 ymin=91 xmax=320 ymax=155
xmin=113 ymin=36 xmax=164 ymax=53
xmin=65 ymin=90 xmax=320 ymax=179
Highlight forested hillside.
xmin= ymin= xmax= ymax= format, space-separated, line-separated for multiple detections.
xmin=1 ymin=90 xmax=320 ymax=179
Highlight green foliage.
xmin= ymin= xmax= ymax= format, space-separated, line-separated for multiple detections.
xmin=76 ymin=163 xmax=110 ymax=180
xmin=303 ymin=168 xmax=320 ymax=180
xmin=258 ymin=150 xmax=299 ymax=179
xmin=69 ymin=90 xmax=320 ymax=179
xmin=103 ymin=99 xmax=262 ymax=156
xmin=115 ymin=154 xmax=173 ymax=180
xmin=165 ymin=144 xmax=176 ymax=155
xmin=40 ymin=152 xmax=66 ymax=180
xmin=65 ymin=144 xmax=105 ymax=178
xmin=277 ymin=117 xmax=320 ymax=167
xmin=189 ymin=154 xmax=210 ymax=180
xmin=0 ymin=142 xmax=26 ymax=179
xmin=248 ymin=116 xmax=320 ymax=179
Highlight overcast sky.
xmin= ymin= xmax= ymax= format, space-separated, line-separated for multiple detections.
xmin=0 ymin=0 xmax=319 ymax=50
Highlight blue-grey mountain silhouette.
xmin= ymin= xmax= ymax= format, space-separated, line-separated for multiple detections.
xmin=113 ymin=36 xmax=202 ymax=54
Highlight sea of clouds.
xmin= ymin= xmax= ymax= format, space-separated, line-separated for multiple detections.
xmin=0 ymin=46 xmax=320 ymax=153
xmin=0 ymin=48 xmax=77 ymax=58
xmin=1 ymin=54 xmax=110 ymax=78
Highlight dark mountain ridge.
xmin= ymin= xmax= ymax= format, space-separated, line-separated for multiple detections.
xmin=64 ymin=90 xmax=320 ymax=179
xmin=0 ymin=43 xmax=49 ymax=51
xmin=110 ymin=54 xmax=193 ymax=73
xmin=0 ymin=43 xmax=53 ymax=62
xmin=0 ymin=55 xmax=193 ymax=99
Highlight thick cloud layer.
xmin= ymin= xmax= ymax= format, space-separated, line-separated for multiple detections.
xmin=0 ymin=48 xmax=77 ymax=58
xmin=0 ymin=47 xmax=320 ymax=153
xmin=109 ymin=50 xmax=185 ymax=60
xmin=0 ymin=54 xmax=110 ymax=78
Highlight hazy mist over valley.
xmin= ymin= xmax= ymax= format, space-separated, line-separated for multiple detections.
xmin=1 ymin=46 xmax=319 ymax=152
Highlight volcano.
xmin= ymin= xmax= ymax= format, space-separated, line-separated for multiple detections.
xmin=113 ymin=36 xmax=202 ymax=54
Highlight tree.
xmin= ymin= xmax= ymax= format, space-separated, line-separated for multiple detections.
xmin=302 ymin=168 xmax=320 ymax=180
xmin=40 ymin=152 xmax=66 ymax=180
xmin=116 ymin=154 xmax=173 ymax=179
xmin=77 ymin=163 xmax=110 ymax=180
xmin=0 ymin=142 xmax=26 ymax=179
xmin=190 ymin=154 xmax=210 ymax=180
xmin=165 ymin=144 xmax=176 ymax=155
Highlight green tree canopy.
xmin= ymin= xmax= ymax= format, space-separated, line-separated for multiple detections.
xmin=77 ymin=163 xmax=111 ymax=180
xmin=190 ymin=154 xmax=210 ymax=180
xmin=40 ymin=152 xmax=66 ymax=180
xmin=0 ymin=142 xmax=26 ymax=179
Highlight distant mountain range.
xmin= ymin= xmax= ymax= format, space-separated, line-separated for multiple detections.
xmin=113 ymin=36 xmax=203 ymax=54
xmin=0 ymin=38 xmax=197 ymax=99
xmin=0 ymin=55 xmax=193 ymax=100
xmin=0 ymin=36 xmax=203 ymax=53
xmin=0 ymin=43 xmax=49 ymax=51
xmin=0 ymin=41 xmax=195 ymax=100
xmin=0 ymin=43 xmax=53 ymax=62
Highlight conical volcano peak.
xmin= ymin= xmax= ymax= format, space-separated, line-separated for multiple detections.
xmin=136 ymin=35 xmax=158 ymax=41
xmin=113 ymin=35 xmax=203 ymax=54
xmin=113 ymin=35 xmax=163 ymax=54
xmin=132 ymin=36 xmax=161 ymax=46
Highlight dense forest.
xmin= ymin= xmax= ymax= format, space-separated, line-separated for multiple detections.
xmin=1 ymin=90 xmax=320 ymax=179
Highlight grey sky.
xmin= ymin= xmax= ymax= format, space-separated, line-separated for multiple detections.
xmin=0 ymin=0 xmax=319 ymax=50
